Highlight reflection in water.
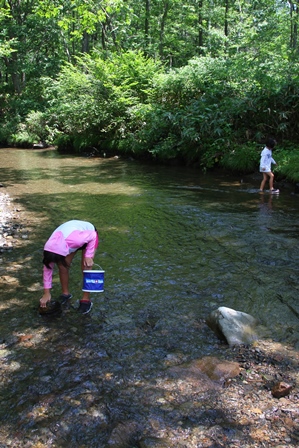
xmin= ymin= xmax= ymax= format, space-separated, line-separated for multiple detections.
xmin=257 ymin=192 xmax=274 ymax=230
xmin=259 ymin=192 xmax=273 ymax=210
xmin=1 ymin=148 xmax=299 ymax=344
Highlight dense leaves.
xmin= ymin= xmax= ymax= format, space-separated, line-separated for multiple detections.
xmin=0 ymin=0 xmax=299 ymax=178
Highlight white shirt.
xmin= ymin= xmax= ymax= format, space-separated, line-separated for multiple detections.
xmin=259 ymin=147 xmax=276 ymax=172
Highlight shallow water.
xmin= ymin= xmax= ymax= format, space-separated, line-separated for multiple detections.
xmin=1 ymin=148 xmax=299 ymax=447
xmin=1 ymin=148 xmax=299 ymax=341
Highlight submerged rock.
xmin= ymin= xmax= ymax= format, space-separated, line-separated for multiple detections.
xmin=167 ymin=362 xmax=220 ymax=392
xmin=190 ymin=356 xmax=240 ymax=381
xmin=33 ymin=141 xmax=48 ymax=149
xmin=167 ymin=356 xmax=240 ymax=389
xmin=38 ymin=300 xmax=62 ymax=317
xmin=271 ymin=381 xmax=293 ymax=398
xmin=206 ymin=306 xmax=260 ymax=346
xmin=108 ymin=421 xmax=139 ymax=447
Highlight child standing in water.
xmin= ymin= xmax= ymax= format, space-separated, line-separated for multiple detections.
xmin=259 ymin=138 xmax=279 ymax=194
xmin=40 ymin=220 xmax=99 ymax=314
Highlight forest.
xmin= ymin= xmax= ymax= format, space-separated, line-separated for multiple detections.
xmin=0 ymin=0 xmax=299 ymax=181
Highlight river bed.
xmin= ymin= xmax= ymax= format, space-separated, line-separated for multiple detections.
xmin=1 ymin=148 xmax=299 ymax=447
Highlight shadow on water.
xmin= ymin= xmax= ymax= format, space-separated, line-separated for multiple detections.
xmin=1 ymin=148 xmax=299 ymax=446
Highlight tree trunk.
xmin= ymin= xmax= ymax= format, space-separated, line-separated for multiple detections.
xmin=198 ymin=0 xmax=204 ymax=55
xmin=159 ymin=1 xmax=170 ymax=58
xmin=290 ymin=2 xmax=299 ymax=54
xmin=145 ymin=0 xmax=150 ymax=51
xmin=82 ymin=31 xmax=90 ymax=53
xmin=224 ymin=0 xmax=229 ymax=37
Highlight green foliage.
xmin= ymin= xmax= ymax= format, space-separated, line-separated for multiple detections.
xmin=275 ymin=148 xmax=299 ymax=183
xmin=40 ymin=51 xmax=163 ymax=153
xmin=1 ymin=0 xmax=299 ymax=185
xmin=0 ymin=119 xmax=15 ymax=145
xmin=219 ymin=143 xmax=260 ymax=173
xmin=9 ymin=132 xmax=34 ymax=147
xmin=53 ymin=133 xmax=74 ymax=152
xmin=9 ymin=126 xmax=38 ymax=148
xmin=4 ymin=110 xmax=57 ymax=147
xmin=23 ymin=111 xmax=50 ymax=142
xmin=125 ymin=57 xmax=237 ymax=163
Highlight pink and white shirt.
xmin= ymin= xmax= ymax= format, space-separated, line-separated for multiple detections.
xmin=43 ymin=220 xmax=98 ymax=288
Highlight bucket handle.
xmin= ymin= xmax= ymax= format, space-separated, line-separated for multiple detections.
xmin=92 ymin=263 xmax=104 ymax=270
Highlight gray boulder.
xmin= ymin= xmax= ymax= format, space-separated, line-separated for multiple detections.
xmin=206 ymin=306 xmax=260 ymax=346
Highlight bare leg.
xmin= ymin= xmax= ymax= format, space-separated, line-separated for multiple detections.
xmin=260 ymin=172 xmax=269 ymax=191
xmin=268 ymin=172 xmax=274 ymax=190
xmin=81 ymin=250 xmax=91 ymax=302
xmin=58 ymin=252 xmax=76 ymax=295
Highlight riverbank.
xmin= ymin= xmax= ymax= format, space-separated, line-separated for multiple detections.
xmin=1 ymin=187 xmax=299 ymax=447
xmin=0 ymin=189 xmax=29 ymax=253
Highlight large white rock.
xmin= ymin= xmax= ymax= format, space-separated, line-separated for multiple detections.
xmin=206 ymin=306 xmax=260 ymax=346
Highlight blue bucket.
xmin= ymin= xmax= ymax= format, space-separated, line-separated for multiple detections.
xmin=82 ymin=265 xmax=104 ymax=292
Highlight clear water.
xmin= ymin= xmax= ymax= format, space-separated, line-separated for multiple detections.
xmin=1 ymin=148 xmax=299 ymax=447
xmin=1 ymin=148 xmax=299 ymax=343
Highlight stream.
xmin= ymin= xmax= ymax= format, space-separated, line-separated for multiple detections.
xmin=1 ymin=147 xmax=299 ymax=447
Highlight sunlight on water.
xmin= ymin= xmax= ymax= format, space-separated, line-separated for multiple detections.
xmin=1 ymin=147 xmax=299 ymax=344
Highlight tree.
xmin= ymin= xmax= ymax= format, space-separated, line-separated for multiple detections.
xmin=289 ymin=1 xmax=299 ymax=56
xmin=0 ymin=0 xmax=63 ymax=94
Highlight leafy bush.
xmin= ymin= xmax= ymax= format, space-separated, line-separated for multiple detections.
xmin=125 ymin=57 xmax=237 ymax=164
xmin=0 ymin=121 xmax=15 ymax=145
xmin=40 ymin=51 xmax=163 ymax=153
xmin=9 ymin=127 xmax=38 ymax=148
xmin=275 ymin=148 xmax=299 ymax=183
xmin=24 ymin=111 xmax=49 ymax=142
xmin=53 ymin=134 xmax=74 ymax=152
xmin=3 ymin=48 xmax=299 ymax=176
xmin=220 ymin=143 xmax=260 ymax=173
xmin=5 ymin=110 xmax=58 ymax=147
